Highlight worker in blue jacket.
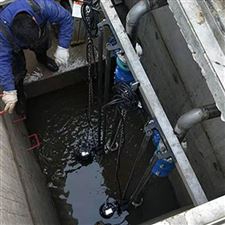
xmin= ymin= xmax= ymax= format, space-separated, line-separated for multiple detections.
xmin=0 ymin=0 xmax=73 ymax=115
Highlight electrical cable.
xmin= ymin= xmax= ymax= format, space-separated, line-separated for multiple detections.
xmin=122 ymin=132 xmax=152 ymax=200
xmin=114 ymin=111 xmax=126 ymax=201
xmin=103 ymin=82 xmax=138 ymax=151
xmin=104 ymin=82 xmax=139 ymax=112
xmin=128 ymin=154 xmax=157 ymax=205
xmin=102 ymin=82 xmax=139 ymax=205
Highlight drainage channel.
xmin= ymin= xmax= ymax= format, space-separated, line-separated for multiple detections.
xmin=26 ymin=82 xmax=179 ymax=225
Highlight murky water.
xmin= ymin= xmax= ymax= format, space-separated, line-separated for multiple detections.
xmin=26 ymin=82 xmax=179 ymax=225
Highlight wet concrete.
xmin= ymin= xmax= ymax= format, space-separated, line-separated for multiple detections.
xmin=26 ymin=82 xmax=179 ymax=225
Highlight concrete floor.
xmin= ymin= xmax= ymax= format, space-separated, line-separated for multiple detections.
xmin=24 ymin=36 xmax=87 ymax=85
xmin=23 ymin=24 xmax=92 ymax=98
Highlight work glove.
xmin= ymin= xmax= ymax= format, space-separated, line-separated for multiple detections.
xmin=2 ymin=90 xmax=18 ymax=114
xmin=54 ymin=46 xmax=69 ymax=66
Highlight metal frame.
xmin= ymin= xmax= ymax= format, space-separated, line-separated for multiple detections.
xmin=100 ymin=0 xmax=208 ymax=206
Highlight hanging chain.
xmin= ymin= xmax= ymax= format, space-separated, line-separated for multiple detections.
xmin=120 ymin=110 xmax=127 ymax=146
xmin=82 ymin=1 xmax=99 ymax=148
xmin=87 ymin=39 xmax=94 ymax=121
xmin=85 ymin=5 xmax=94 ymax=121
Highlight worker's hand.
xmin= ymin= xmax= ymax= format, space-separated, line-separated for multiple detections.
xmin=54 ymin=46 xmax=69 ymax=66
xmin=2 ymin=90 xmax=18 ymax=114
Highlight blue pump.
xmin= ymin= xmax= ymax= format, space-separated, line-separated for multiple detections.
xmin=151 ymin=129 xmax=175 ymax=177
xmin=107 ymin=36 xmax=135 ymax=84
xmin=114 ymin=56 xmax=135 ymax=84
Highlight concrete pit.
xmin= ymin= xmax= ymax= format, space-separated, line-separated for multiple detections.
xmin=1 ymin=1 xmax=225 ymax=225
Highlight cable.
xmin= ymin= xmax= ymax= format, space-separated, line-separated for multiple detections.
xmin=103 ymin=82 xmax=138 ymax=151
xmin=122 ymin=132 xmax=152 ymax=200
xmin=102 ymin=82 xmax=138 ymax=203
xmin=115 ymin=111 xmax=126 ymax=200
xmin=128 ymin=154 xmax=157 ymax=205
xmin=104 ymin=82 xmax=139 ymax=112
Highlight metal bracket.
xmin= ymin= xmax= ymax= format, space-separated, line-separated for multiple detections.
xmin=144 ymin=120 xmax=154 ymax=137
xmin=98 ymin=19 xmax=109 ymax=28
xmin=98 ymin=19 xmax=121 ymax=53
xmin=106 ymin=42 xmax=120 ymax=52
xmin=147 ymin=119 xmax=176 ymax=162
xmin=13 ymin=115 xmax=26 ymax=124
xmin=27 ymin=133 xmax=41 ymax=151
xmin=98 ymin=18 xmax=122 ymax=52
xmin=155 ymin=147 xmax=174 ymax=161
xmin=130 ymin=81 xmax=140 ymax=91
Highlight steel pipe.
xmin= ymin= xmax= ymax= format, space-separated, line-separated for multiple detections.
xmin=174 ymin=104 xmax=221 ymax=141
xmin=126 ymin=0 xmax=167 ymax=45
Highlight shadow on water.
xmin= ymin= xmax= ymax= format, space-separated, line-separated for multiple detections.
xmin=26 ymin=82 xmax=179 ymax=225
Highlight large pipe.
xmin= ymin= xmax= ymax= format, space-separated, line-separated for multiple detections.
xmin=174 ymin=104 xmax=221 ymax=141
xmin=126 ymin=0 xmax=168 ymax=45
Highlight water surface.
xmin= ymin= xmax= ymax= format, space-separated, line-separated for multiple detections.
xmin=26 ymin=83 xmax=179 ymax=225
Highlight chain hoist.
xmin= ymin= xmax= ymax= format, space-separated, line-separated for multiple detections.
xmin=77 ymin=0 xmax=100 ymax=162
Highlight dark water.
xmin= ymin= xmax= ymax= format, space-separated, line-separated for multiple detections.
xmin=26 ymin=83 xmax=179 ymax=225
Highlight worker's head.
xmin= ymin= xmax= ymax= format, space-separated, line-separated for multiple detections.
xmin=12 ymin=12 xmax=40 ymax=48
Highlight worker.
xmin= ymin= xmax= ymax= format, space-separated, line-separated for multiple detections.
xmin=0 ymin=0 xmax=73 ymax=115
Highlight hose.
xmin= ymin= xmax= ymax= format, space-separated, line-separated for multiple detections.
xmin=104 ymin=82 xmax=139 ymax=112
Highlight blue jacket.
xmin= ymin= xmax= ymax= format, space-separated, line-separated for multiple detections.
xmin=0 ymin=0 xmax=73 ymax=91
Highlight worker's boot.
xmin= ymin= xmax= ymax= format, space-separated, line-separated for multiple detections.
xmin=36 ymin=53 xmax=59 ymax=72
xmin=16 ymin=93 xmax=26 ymax=116
xmin=15 ymin=80 xmax=26 ymax=116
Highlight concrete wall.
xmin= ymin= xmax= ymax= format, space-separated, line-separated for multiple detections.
xmin=123 ymin=1 xmax=225 ymax=201
xmin=149 ymin=195 xmax=225 ymax=225
xmin=0 ymin=111 xmax=60 ymax=225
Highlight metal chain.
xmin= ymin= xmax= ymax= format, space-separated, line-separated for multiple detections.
xmin=87 ymin=38 xmax=94 ymax=120
xmin=120 ymin=109 xmax=127 ymax=147
xmin=86 ymin=5 xmax=94 ymax=118
xmin=85 ymin=3 xmax=96 ymax=147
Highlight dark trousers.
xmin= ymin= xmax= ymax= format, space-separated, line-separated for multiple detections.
xmin=12 ymin=25 xmax=51 ymax=96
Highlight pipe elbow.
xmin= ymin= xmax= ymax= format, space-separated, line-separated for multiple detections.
xmin=126 ymin=0 xmax=151 ymax=39
xmin=174 ymin=104 xmax=220 ymax=140
xmin=174 ymin=108 xmax=207 ymax=139
xmin=126 ymin=0 xmax=168 ymax=42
